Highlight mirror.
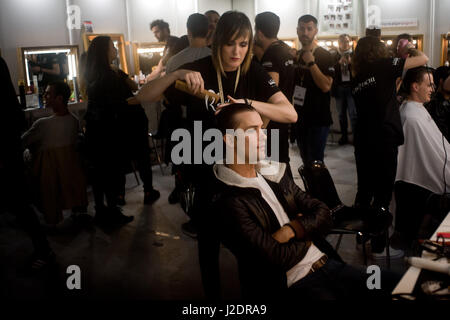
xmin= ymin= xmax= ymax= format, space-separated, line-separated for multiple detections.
xmin=82 ymin=33 xmax=129 ymax=74
xmin=441 ymin=33 xmax=450 ymax=66
xmin=17 ymin=45 xmax=79 ymax=97
xmin=316 ymin=35 xmax=358 ymax=51
xmin=132 ymin=42 xmax=166 ymax=76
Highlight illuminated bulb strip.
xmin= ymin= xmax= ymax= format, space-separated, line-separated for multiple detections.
xmin=25 ymin=49 xmax=71 ymax=55
xmin=68 ymin=55 xmax=73 ymax=80
xmin=137 ymin=48 xmax=164 ymax=54
xmin=25 ymin=58 xmax=31 ymax=86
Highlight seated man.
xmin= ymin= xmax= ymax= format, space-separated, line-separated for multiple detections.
xmin=22 ymin=81 xmax=87 ymax=226
xmin=212 ymin=103 xmax=398 ymax=300
xmin=395 ymin=67 xmax=450 ymax=246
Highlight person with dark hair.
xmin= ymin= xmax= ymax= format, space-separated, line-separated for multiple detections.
xmin=147 ymin=19 xmax=180 ymax=81
xmin=351 ymin=36 xmax=428 ymax=257
xmin=0 ymin=56 xmax=54 ymax=270
xmin=293 ymin=14 xmax=335 ymax=165
xmin=212 ymin=103 xmax=399 ymax=300
xmin=84 ymin=35 xmax=134 ymax=225
xmin=164 ymin=13 xmax=212 ymax=205
xmin=255 ymin=11 xmax=295 ymax=168
xmin=331 ymin=34 xmax=357 ymax=145
xmin=22 ymin=81 xmax=88 ymax=226
xmin=395 ymin=67 xmax=450 ymax=247
xmin=205 ymin=10 xmax=220 ymax=47
xmin=137 ymin=10 xmax=296 ymax=300
xmin=365 ymin=26 xmax=381 ymax=40
xmin=426 ymin=66 xmax=450 ymax=142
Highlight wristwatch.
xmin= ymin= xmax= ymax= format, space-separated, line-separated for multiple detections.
xmin=307 ymin=61 xmax=315 ymax=68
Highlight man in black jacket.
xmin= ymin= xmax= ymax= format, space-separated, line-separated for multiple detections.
xmin=212 ymin=103 xmax=398 ymax=300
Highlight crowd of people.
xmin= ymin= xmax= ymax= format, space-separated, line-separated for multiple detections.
xmin=1 ymin=8 xmax=449 ymax=301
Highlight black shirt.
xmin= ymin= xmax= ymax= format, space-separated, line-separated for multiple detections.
xmin=331 ymin=49 xmax=353 ymax=90
xmin=164 ymin=55 xmax=280 ymax=163
xmin=293 ymin=46 xmax=335 ymax=126
xmin=425 ymin=92 xmax=450 ymax=143
xmin=352 ymin=57 xmax=406 ymax=145
xmin=260 ymin=40 xmax=295 ymax=163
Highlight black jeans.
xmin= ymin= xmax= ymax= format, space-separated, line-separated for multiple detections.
xmin=288 ymin=259 xmax=400 ymax=300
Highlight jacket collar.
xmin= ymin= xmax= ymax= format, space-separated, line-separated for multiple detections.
xmin=213 ymin=160 xmax=286 ymax=188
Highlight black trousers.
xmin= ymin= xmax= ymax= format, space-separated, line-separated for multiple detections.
xmin=0 ymin=161 xmax=50 ymax=256
xmin=119 ymin=106 xmax=153 ymax=194
xmin=86 ymin=120 xmax=125 ymax=208
xmin=354 ymin=135 xmax=398 ymax=252
xmin=354 ymin=137 xmax=398 ymax=209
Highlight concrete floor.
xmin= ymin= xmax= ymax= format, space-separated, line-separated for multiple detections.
xmin=0 ymin=138 xmax=408 ymax=300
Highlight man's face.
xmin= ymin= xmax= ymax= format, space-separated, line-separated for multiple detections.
xmin=152 ymin=26 xmax=168 ymax=42
xmin=338 ymin=36 xmax=350 ymax=51
xmin=297 ymin=21 xmax=317 ymax=46
xmin=206 ymin=12 xmax=219 ymax=31
xmin=43 ymin=85 xmax=61 ymax=110
xmin=231 ymin=111 xmax=266 ymax=164
xmin=415 ymin=73 xmax=434 ymax=103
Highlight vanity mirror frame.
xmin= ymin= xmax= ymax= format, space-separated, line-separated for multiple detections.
xmin=17 ymin=45 xmax=79 ymax=88
xmin=82 ymin=33 xmax=128 ymax=74
xmin=132 ymin=42 xmax=166 ymax=76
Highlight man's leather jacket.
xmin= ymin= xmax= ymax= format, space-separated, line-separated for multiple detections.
xmin=211 ymin=162 xmax=334 ymax=299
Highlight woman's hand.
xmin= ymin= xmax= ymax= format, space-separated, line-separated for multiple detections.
xmin=214 ymin=95 xmax=247 ymax=114
xmin=176 ymin=69 xmax=204 ymax=95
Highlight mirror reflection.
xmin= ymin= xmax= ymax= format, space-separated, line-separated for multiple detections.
xmin=21 ymin=46 xmax=79 ymax=95
xmin=132 ymin=42 xmax=165 ymax=76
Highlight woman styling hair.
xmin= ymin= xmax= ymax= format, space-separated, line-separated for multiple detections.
xmin=136 ymin=10 xmax=297 ymax=299
xmin=351 ymin=36 xmax=428 ymax=255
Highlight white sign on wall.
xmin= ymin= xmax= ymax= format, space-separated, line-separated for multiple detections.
xmin=381 ymin=18 xmax=418 ymax=28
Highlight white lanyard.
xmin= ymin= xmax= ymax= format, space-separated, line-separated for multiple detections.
xmin=216 ymin=66 xmax=240 ymax=105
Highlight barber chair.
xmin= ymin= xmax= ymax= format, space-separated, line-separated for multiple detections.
xmin=298 ymin=162 xmax=392 ymax=268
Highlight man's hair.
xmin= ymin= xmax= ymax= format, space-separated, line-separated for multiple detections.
xmin=216 ymin=103 xmax=257 ymax=135
xmin=205 ymin=10 xmax=219 ymax=17
xmin=255 ymin=12 xmax=280 ymax=39
xmin=48 ymin=81 xmax=71 ymax=105
xmin=187 ymin=13 xmax=209 ymax=38
xmin=365 ymin=26 xmax=381 ymax=38
xmin=298 ymin=14 xmax=317 ymax=26
xmin=212 ymin=11 xmax=253 ymax=76
xmin=150 ymin=19 xmax=170 ymax=33
xmin=402 ymin=66 xmax=433 ymax=95
xmin=352 ymin=36 xmax=388 ymax=76
xmin=339 ymin=33 xmax=350 ymax=41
